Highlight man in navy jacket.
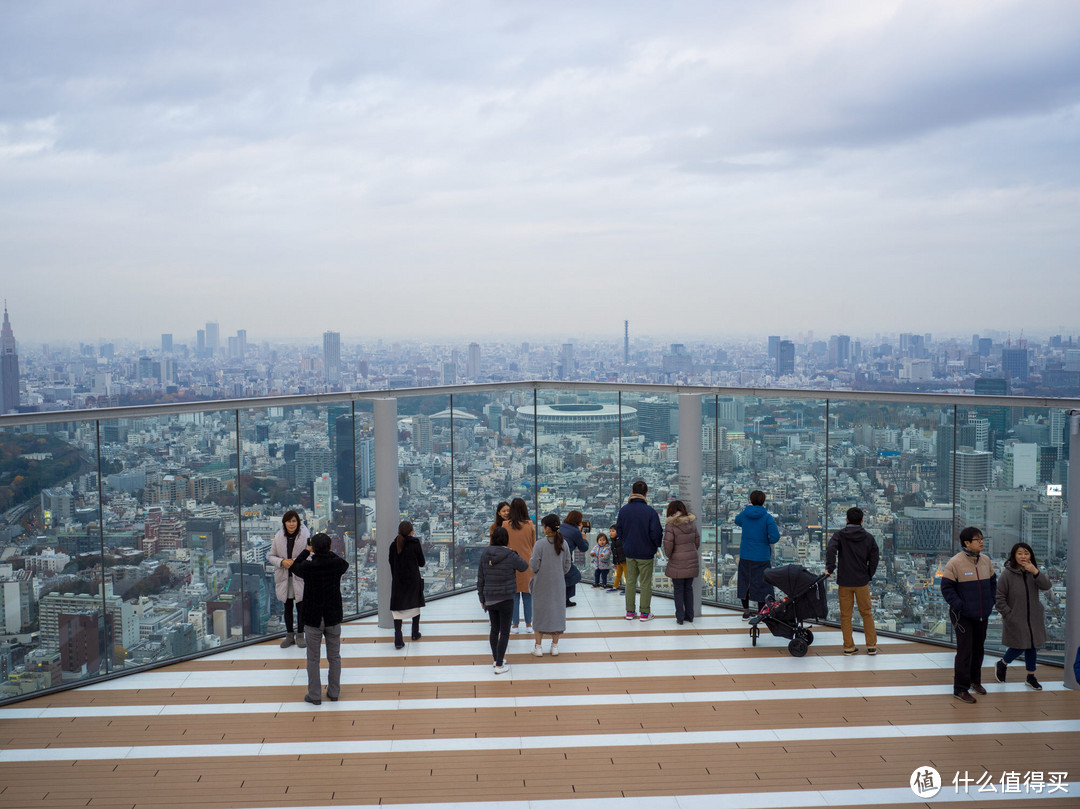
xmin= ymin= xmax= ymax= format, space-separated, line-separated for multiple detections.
xmin=615 ymin=479 xmax=662 ymax=621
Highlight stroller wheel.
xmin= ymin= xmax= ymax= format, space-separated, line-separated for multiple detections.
xmin=750 ymin=626 xmax=759 ymax=646
xmin=788 ymin=638 xmax=809 ymax=657
xmin=796 ymin=628 xmax=814 ymax=645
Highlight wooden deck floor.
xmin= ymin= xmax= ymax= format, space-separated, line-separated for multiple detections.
xmin=1 ymin=588 xmax=1076 ymax=808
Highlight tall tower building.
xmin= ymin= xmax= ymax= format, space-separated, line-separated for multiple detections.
xmin=323 ymin=331 xmax=341 ymax=384
xmin=0 ymin=305 xmax=19 ymax=415
xmin=1001 ymin=347 xmax=1029 ymax=381
xmin=161 ymin=333 xmax=173 ymax=354
xmin=777 ymin=340 xmax=795 ymax=376
xmin=204 ymin=322 xmax=220 ymax=355
xmin=467 ymin=343 xmax=481 ymax=379
xmin=624 ymin=321 xmax=629 ymax=365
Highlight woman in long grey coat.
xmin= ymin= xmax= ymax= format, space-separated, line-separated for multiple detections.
xmin=994 ymin=542 xmax=1051 ymax=690
xmin=530 ymin=513 xmax=572 ymax=656
xmin=269 ymin=510 xmax=310 ymax=649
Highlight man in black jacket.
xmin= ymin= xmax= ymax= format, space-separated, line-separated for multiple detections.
xmin=825 ymin=507 xmax=880 ymax=656
xmin=291 ymin=532 xmax=350 ymax=705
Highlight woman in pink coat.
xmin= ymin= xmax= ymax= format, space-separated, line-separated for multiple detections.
xmin=268 ymin=510 xmax=310 ymax=648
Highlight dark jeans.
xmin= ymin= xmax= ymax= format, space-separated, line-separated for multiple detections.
xmin=953 ymin=613 xmax=988 ymax=691
xmin=672 ymin=578 xmax=694 ymax=622
xmin=283 ymin=598 xmax=303 ymax=633
xmin=1003 ymin=647 xmax=1038 ymax=671
xmin=594 ymin=568 xmax=609 ymax=587
xmin=487 ymin=599 xmax=513 ymax=666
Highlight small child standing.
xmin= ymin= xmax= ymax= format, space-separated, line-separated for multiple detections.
xmin=590 ymin=534 xmax=612 ymax=588
xmin=608 ymin=525 xmax=626 ymax=592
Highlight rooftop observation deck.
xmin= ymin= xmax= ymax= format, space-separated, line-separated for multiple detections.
xmin=1 ymin=586 xmax=1077 ymax=809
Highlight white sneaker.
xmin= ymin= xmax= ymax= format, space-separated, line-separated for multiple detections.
xmin=511 ymin=625 xmax=520 ymax=634
xmin=494 ymin=664 xmax=510 ymax=675
xmin=531 ymin=645 xmax=543 ymax=657
xmin=550 ymin=643 xmax=559 ymax=656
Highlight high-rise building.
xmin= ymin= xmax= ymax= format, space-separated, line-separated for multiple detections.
xmin=955 ymin=450 xmax=992 ymax=491
xmin=559 ymin=343 xmax=574 ymax=379
xmin=161 ymin=333 xmax=173 ymax=354
xmin=204 ymin=322 xmax=220 ymax=355
xmin=323 ymin=331 xmax=341 ymax=384
xmin=768 ymin=336 xmax=781 ymax=359
xmin=777 ymin=340 xmax=795 ymax=376
xmin=0 ymin=305 xmax=19 ymax=414
xmin=196 ymin=329 xmax=205 ymax=355
xmin=1001 ymin=347 xmax=1029 ymax=381
xmin=236 ymin=329 xmax=247 ymax=361
xmin=413 ymin=415 xmax=433 ymax=453
xmin=624 ymin=321 xmax=629 ymax=364
xmin=313 ymin=474 xmax=332 ymax=523
xmin=828 ymin=334 xmax=851 ymax=368
xmin=467 ymin=343 xmax=481 ymax=379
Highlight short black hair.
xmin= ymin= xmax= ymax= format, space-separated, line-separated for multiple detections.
xmin=631 ymin=479 xmax=648 ymax=495
xmin=749 ymin=490 xmax=766 ymax=506
xmin=846 ymin=507 xmax=863 ymax=525
xmin=310 ymin=533 xmax=332 ymax=554
xmin=959 ymin=526 xmax=984 ymax=546
xmin=491 ymin=526 xmax=509 ymax=547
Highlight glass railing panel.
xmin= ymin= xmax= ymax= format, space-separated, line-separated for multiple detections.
xmin=448 ymin=390 xmax=534 ymax=592
xmin=0 ymin=418 xmax=100 ymax=700
xmin=351 ymin=400 xmax=376 ymax=614
xmin=711 ymin=395 xmax=827 ymax=611
xmin=397 ymin=393 xmax=454 ymax=598
xmin=700 ymin=396 xmax=719 ymax=601
xmin=530 ymin=387 xmax=623 ymax=595
xmin=828 ymin=401 xmax=955 ymax=645
xmin=972 ymin=403 xmax=1069 ymax=665
xmin=96 ymin=409 xmax=243 ymax=671
xmin=617 ymin=391 xmax=677 ymax=603
xmin=236 ymin=402 xmax=364 ymax=637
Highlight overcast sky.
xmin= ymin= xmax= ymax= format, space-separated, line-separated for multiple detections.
xmin=2 ymin=1 xmax=1079 ymax=345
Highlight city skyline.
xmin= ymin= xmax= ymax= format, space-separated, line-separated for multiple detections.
xmin=3 ymin=2 xmax=1080 ymax=341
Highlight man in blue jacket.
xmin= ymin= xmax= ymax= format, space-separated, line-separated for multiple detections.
xmin=734 ymin=490 xmax=781 ymax=619
xmin=616 ymin=479 xmax=663 ymax=621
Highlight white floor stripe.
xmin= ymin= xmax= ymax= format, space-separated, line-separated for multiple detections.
xmin=179 ymin=783 xmax=1079 ymax=809
xmin=1 ymin=720 xmax=1076 ymax=762
xmin=0 ymin=681 xmax=1066 ymax=720
xmin=73 ymin=650 xmax=957 ymax=690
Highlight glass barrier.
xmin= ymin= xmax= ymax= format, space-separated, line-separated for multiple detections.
xmin=828 ymin=401 xmax=954 ymax=645
xmin=98 ymin=409 xmax=244 ymax=664
xmin=397 ymin=393 xmax=454 ymax=598
xmin=0 ymin=418 xmax=100 ymax=699
xmin=0 ymin=384 xmax=1073 ymax=705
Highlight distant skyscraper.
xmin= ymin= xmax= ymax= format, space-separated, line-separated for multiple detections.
xmin=768 ymin=336 xmax=781 ymax=360
xmin=236 ymin=329 xmax=247 ymax=361
xmin=196 ymin=329 xmax=206 ymax=355
xmin=1001 ymin=347 xmax=1029 ymax=381
xmin=161 ymin=333 xmax=173 ymax=354
xmin=323 ymin=331 xmax=341 ymax=384
xmin=467 ymin=343 xmax=481 ymax=379
xmin=205 ymin=322 xmax=220 ymax=355
xmin=413 ymin=415 xmax=433 ymax=453
xmin=0 ymin=305 xmax=19 ymax=415
xmin=624 ymin=321 xmax=629 ymax=364
xmin=559 ymin=343 xmax=574 ymax=379
xmin=777 ymin=340 xmax=795 ymax=376
xmin=313 ymin=473 xmax=333 ymax=523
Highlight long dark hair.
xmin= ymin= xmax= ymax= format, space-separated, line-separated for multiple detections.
xmin=282 ymin=510 xmax=301 ymax=539
xmin=494 ymin=502 xmax=510 ymax=528
xmin=395 ymin=521 xmax=413 ymax=554
xmin=541 ymin=513 xmax=563 ymax=554
xmin=1007 ymin=542 xmax=1038 ymax=569
xmin=508 ymin=497 xmax=530 ymax=530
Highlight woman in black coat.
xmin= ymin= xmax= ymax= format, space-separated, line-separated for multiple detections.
xmin=389 ymin=521 xmax=426 ymax=649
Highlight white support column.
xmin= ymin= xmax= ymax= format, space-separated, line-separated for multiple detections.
xmin=374 ymin=397 xmax=399 ymax=630
xmin=1065 ymin=410 xmax=1079 ymax=689
xmin=679 ymin=393 xmax=704 ymax=618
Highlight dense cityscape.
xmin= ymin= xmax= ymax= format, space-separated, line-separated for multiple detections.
xmin=0 ymin=307 xmax=1074 ymax=700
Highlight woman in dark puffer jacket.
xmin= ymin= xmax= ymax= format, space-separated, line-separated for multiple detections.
xmin=478 ymin=526 xmax=529 ymax=673
xmin=994 ymin=542 xmax=1052 ymax=691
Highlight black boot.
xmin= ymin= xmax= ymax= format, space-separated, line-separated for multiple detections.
xmin=411 ymin=615 xmax=422 ymax=640
xmin=394 ymin=619 xmax=404 ymax=649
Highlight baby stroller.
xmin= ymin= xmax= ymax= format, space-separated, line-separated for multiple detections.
xmin=748 ymin=565 xmax=828 ymax=657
